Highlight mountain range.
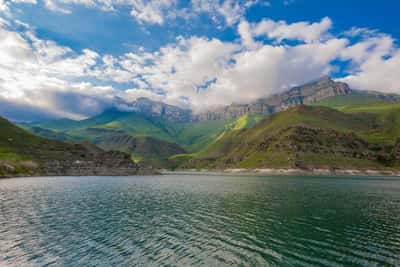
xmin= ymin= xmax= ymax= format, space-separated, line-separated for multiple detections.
xmin=15 ymin=77 xmax=400 ymax=172
xmin=182 ymin=104 xmax=400 ymax=171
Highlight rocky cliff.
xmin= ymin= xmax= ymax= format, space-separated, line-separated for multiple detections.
xmin=193 ymin=77 xmax=352 ymax=121
xmin=116 ymin=97 xmax=192 ymax=123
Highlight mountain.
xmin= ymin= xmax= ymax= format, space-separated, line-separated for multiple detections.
xmin=193 ymin=77 xmax=400 ymax=121
xmin=24 ymin=108 xmax=238 ymax=152
xmin=19 ymin=77 xmax=400 ymax=170
xmin=115 ymin=97 xmax=192 ymax=123
xmin=313 ymin=90 xmax=400 ymax=109
xmin=181 ymin=105 xmax=400 ymax=171
xmin=18 ymin=125 xmax=75 ymax=141
xmin=193 ymin=77 xmax=352 ymax=121
xmin=0 ymin=116 xmax=147 ymax=177
xmin=93 ymin=135 xmax=186 ymax=169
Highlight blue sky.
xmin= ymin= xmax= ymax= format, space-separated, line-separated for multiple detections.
xmin=0 ymin=0 xmax=399 ymax=120
xmin=13 ymin=0 xmax=400 ymax=54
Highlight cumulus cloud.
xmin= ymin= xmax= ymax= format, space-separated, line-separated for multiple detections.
xmin=252 ymin=16 xmax=333 ymax=43
xmin=0 ymin=15 xmax=399 ymax=121
xmin=5 ymin=0 xmax=259 ymax=26
xmin=339 ymin=33 xmax=400 ymax=93
xmin=192 ymin=0 xmax=259 ymax=26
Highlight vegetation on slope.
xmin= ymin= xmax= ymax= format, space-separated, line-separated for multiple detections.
xmin=0 ymin=117 xmax=139 ymax=176
xmin=313 ymin=93 xmax=391 ymax=109
xmin=94 ymin=135 xmax=186 ymax=169
xmin=181 ymin=105 xmax=400 ymax=170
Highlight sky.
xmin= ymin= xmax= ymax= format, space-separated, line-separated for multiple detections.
xmin=0 ymin=0 xmax=399 ymax=121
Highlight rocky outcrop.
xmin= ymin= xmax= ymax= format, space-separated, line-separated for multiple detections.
xmin=0 ymin=162 xmax=16 ymax=173
xmin=258 ymin=126 xmax=386 ymax=162
xmin=193 ymin=77 xmax=352 ymax=121
xmin=392 ymin=139 xmax=400 ymax=162
xmin=116 ymin=97 xmax=192 ymax=123
xmin=40 ymin=150 xmax=151 ymax=176
xmin=112 ymin=77 xmax=353 ymax=123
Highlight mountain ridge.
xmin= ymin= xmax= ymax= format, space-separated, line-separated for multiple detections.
xmin=22 ymin=77 xmax=399 ymax=126
xmin=0 ymin=116 xmax=151 ymax=177
xmin=181 ymin=105 xmax=400 ymax=170
xmin=15 ymin=77 xmax=400 ymax=170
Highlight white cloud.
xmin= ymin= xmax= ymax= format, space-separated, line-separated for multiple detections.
xmin=130 ymin=0 xmax=177 ymax=25
xmin=11 ymin=0 xmax=37 ymax=3
xmin=0 ymin=16 xmax=399 ymax=121
xmin=238 ymin=19 xmax=258 ymax=49
xmin=192 ymin=0 xmax=258 ymax=26
xmin=0 ymin=0 xmax=10 ymax=14
xmin=43 ymin=0 xmax=72 ymax=14
xmin=252 ymin=16 xmax=333 ymax=43
xmin=339 ymin=33 xmax=400 ymax=93
xmin=34 ymin=0 xmax=259 ymax=26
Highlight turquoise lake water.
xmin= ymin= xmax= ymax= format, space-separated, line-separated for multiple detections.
xmin=1 ymin=174 xmax=400 ymax=266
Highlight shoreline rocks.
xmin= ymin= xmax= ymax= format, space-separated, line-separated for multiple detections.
xmin=168 ymin=168 xmax=400 ymax=177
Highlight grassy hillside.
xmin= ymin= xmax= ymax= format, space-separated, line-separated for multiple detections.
xmin=22 ymin=98 xmax=400 ymax=170
xmin=25 ymin=109 xmax=260 ymax=153
xmin=314 ymin=94 xmax=388 ymax=109
xmin=94 ymin=135 xmax=186 ymax=169
xmin=181 ymin=105 xmax=400 ymax=170
xmin=0 ymin=117 xmax=139 ymax=176
xmin=340 ymin=102 xmax=400 ymax=145
xmin=0 ymin=116 xmax=44 ymax=173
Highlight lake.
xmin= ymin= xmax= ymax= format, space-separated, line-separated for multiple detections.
xmin=1 ymin=174 xmax=400 ymax=266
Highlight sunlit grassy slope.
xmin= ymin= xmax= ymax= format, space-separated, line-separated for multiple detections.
xmin=28 ymin=109 xmax=266 ymax=153
xmin=0 ymin=117 xmax=90 ymax=175
xmin=181 ymin=105 xmax=400 ymax=170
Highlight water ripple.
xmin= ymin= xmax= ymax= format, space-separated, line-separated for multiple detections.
xmin=1 ymin=175 xmax=400 ymax=266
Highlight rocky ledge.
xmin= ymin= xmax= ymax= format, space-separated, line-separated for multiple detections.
xmin=0 ymin=147 xmax=157 ymax=178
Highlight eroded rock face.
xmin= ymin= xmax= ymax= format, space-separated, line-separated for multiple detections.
xmin=39 ymin=145 xmax=153 ymax=176
xmin=118 ymin=97 xmax=192 ymax=123
xmin=0 ymin=162 xmax=16 ymax=173
xmin=393 ymin=139 xmax=400 ymax=161
xmin=193 ymin=77 xmax=352 ymax=121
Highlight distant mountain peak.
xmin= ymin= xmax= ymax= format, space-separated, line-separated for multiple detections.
xmin=113 ymin=96 xmax=192 ymax=123
xmin=193 ymin=78 xmax=352 ymax=121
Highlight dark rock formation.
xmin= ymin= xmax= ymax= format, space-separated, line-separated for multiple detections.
xmin=116 ymin=97 xmax=192 ymax=123
xmin=40 ymin=150 xmax=150 ymax=176
xmin=193 ymin=77 xmax=352 ymax=121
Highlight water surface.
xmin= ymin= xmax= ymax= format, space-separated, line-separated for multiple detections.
xmin=1 ymin=174 xmax=400 ymax=266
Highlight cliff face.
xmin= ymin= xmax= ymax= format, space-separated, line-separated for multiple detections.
xmin=193 ymin=77 xmax=352 ymax=121
xmin=117 ymin=97 xmax=192 ymax=123
xmin=111 ymin=77 xmax=352 ymax=123
xmin=36 ymin=145 xmax=148 ymax=176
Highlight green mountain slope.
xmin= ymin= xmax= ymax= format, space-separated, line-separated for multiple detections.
xmin=19 ymin=125 xmax=75 ymax=141
xmin=22 ymin=91 xmax=399 ymax=170
xmin=340 ymin=102 xmax=400 ymax=145
xmin=26 ymin=109 xmax=238 ymax=152
xmin=314 ymin=92 xmax=399 ymax=110
xmin=181 ymin=105 xmax=400 ymax=170
xmin=0 ymin=117 xmax=140 ymax=177
xmin=94 ymin=135 xmax=186 ymax=168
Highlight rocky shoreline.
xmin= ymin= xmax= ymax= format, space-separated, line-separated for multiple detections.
xmin=0 ymin=157 xmax=159 ymax=178
xmin=0 ymin=170 xmax=157 ymax=179
xmin=168 ymin=168 xmax=400 ymax=177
